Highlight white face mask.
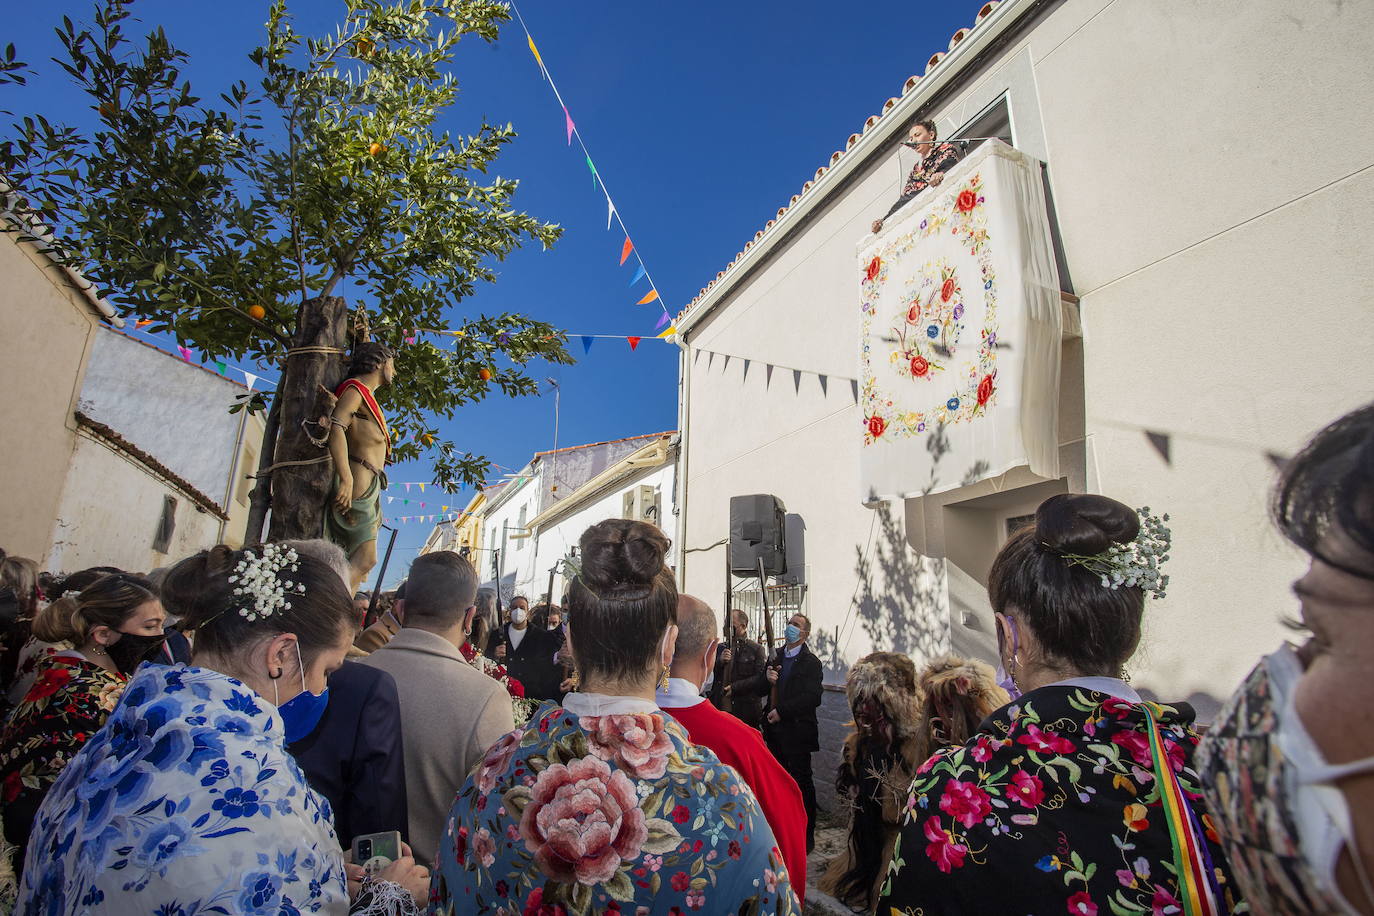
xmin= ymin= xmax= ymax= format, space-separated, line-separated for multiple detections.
xmin=1269 ymin=644 xmax=1374 ymax=914
xmin=510 ymin=607 xmax=528 ymax=625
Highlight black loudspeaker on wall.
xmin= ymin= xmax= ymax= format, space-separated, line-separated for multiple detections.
xmin=729 ymin=494 xmax=787 ymax=577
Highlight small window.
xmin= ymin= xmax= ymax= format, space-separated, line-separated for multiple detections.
xmin=1005 ymin=513 xmax=1036 ymax=538
xmin=153 ymin=496 xmax=178 ymax=553
xmin=951 ymin=95 xmax=1013 ymax=153
xmin=236 ymin=444 xmax=258 ymax=506
xmin=516 ymin=506 xmax=527 ymax=550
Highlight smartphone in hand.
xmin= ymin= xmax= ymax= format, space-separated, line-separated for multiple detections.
xmin=351 ymin=830 xmax=402 ymax=877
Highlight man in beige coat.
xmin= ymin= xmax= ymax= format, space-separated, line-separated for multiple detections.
xmin=359 ymin=551 xmax=514 ymax=866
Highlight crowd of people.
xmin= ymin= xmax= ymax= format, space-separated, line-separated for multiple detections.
xmin=0 ymin=398 xmax=1369 ymax=914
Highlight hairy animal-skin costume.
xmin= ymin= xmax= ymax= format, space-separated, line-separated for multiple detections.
xmin=819 ymin=652 xmax=1006 ymax=910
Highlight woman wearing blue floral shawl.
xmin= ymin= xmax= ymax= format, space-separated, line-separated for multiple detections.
xmin=430 ymin=520 xmax=800 ymax=916
xmin=15 ymin=544 xmax=429 ymax=915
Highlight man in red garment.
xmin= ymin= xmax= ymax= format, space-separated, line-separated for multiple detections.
xmin=657 ymin=594 xmax=808 ymax=901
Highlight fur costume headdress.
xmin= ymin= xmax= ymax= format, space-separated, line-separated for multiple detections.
xmin=914 ymin=653 xmax=1008 ymax=764
xmin=845 ymin=651 xmax=921 ymax=740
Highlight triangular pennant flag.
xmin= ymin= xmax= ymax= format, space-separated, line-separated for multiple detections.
xmin=420 ymin=502 xmax=426 ymax=508
xmin=636 ymin=289 xmax=659 ymax=306
xmin=564 ymin=106 xmax=576 ymax=145
xmin=706 ymin=351 xmax=715 ymax=370
xmin=243 ymin=371 xmax=258 ymax=390
xmin=177 ymin=345 xmax=192 ymax=362
xmin=793 ymin=369 xmax=803 ymax=393
xmin=405 ymin=483 xmax=412 ymax=492
xmin=606 ymin=196 xmax=615 ymax=230
xmin=627 ymin=337 xmax=641 ymax=351
xmin=214 ymin=361 xmax=226 ymax=375
xmin=419 ymin=483 xmax=426 ymax=492
xmin=403 ymin=499 xmax=410 ymax=505
xmin=619 ymin=237 xmax=634 ymax=265
xmin=765 ymin=364 xmax=774 ymax=388
xmin=741 ymin=359 xmax=751 ymax=383
xmin=581 ymin=336 xmax=594 ymax=355
xmin=629 ymin=264 xmax=646 ymax=286
xmin=442 ymin=505 xmax=448 ymax=513
xmin=135 ymin=319 xmax=154 ymax=328
xmin=656 ymin=324 xmax=677 ymax=339
xmin=586 ymin=155 xmax=597 ymax=186
xmin=818 ymin=374 xmax=829 ymax=396
xmin=654 ymin=312 xmax=671 ymax=331
xmin=850 ymin=379 xmax=859 ymax=403
xmin=387 ymin=496 xmax=394 ymax=504
xmin=527 ymin=34 xmax=544 ymax=71
xmin=722 ymin=355 xmax=731 ymax=372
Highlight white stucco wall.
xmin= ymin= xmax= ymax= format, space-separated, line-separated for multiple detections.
xmin=49 ymin=433 xmax=223 ymax=574
xmin=676 ymin=0 xmax=1374 ymax=718
xmin=481 ymin=469 xmax=545 ymax=600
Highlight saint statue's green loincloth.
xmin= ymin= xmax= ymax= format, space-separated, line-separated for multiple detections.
xmin=324 ymin=469 xmax=385 ymax=558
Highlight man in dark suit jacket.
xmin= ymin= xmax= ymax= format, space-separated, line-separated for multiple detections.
xmin=711 ymin=609 xmax=768 ymax=729
xmin=744 ymin=612 xmax=824 ymax=852
xmin=288 ymin=661 xmax=409 ymax=847
xmin=485 ymin=596 xmax=562 ymax=700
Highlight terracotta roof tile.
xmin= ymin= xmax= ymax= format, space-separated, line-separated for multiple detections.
xmin=677 ymin=1 xmax=1001 ymax=324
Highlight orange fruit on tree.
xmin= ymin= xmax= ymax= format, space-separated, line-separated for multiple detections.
xmin=368 ymin=142 xmax=384 ymax=157
xmin=478 ymin=367 xmax=493 ymax=381
xmin=247 ymin=304 xmax=266 ymax=320
xmin=98 ymin=101 xmax=117 ymax=119
xmin=422 ymin=434 xmax=435 ymax=446
xmin=354 ymin=37 xmax=375 ymax=57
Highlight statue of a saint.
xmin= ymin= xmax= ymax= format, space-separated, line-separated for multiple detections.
xmin=325 ymin=341 xmax=395 ymax=592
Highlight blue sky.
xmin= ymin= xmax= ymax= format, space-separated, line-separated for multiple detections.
xmin=10 ymin=0 xmax=979 ymax=586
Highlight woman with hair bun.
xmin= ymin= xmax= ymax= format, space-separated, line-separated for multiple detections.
xmin=878 ymin=493 xmax=1247 ymax=915
xmin=432 ymin=519 xmax=801 ymax=915
xmin=15 ymin=544 xmax=429 ymax=915
xmin=0 ymin=571 xmax=163 ymax=855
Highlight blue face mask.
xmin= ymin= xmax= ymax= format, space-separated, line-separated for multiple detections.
xmin=784 ymin=623 xmax=802 ymax=643
xmin=278 ymin=642 xmax=329 ymax=744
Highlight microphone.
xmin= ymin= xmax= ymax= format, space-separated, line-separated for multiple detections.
xmin=901 ymin=135 xmax=1005 ymax=149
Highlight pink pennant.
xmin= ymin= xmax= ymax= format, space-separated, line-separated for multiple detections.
xmin=564 ymin=106 xmax=576 ymax=145
xmin=177 ymin=345 xmax=192 ymax=362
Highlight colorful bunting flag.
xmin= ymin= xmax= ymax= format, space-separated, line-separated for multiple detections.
xmin=527 ymin=34 xmax=544 ymax=71
xmin=656 ymin=325 xmax=677 ymax=339
xmin=135 ymin=319 xmax=154 ymax=328
xmin=582 ymin=336 xmax=594 ymax=355
xmin=628 ymin=337 xmax=641 ymax=351
xmin=564 ymin=106 xmax=576 ymax=145
xmin=619 ymin=237 xmax=634 ymax=265
xmin=419 ymin=483 xmax=426 ymax=492
xmin=214 ymin=361 xmax=226 ymax=375
xmin=636 ymin=289 xmax=659 ymax=306
xmin=177 ymin=345 xmax=192 ymax=362
xmin=586 ymin=155 xmax=597 ymax=186
xmin=654 ymin=312 xmax=671 ymax=331
xmin=629 ymin=264 xmax=646 ymax=286
xmin=243 ymin=372 xmax=258 ymax=390
xmin=606 ymin=196 xmax=615 ymax=230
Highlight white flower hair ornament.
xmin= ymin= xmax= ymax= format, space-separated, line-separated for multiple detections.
xmin=227 ymin=544 xmax=305 ymax=621
xmin=1056 ymin=507 xmax=1172 ymax=599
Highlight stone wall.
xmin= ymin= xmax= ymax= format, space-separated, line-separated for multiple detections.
xmin=812 ymin=685 xmax=851 ymax=816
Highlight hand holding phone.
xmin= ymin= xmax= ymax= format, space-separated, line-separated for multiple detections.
xmin=351 ymin=830 xmax=402 ymax=877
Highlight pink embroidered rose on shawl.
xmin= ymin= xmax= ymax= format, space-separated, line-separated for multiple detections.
xmin=938 ymin=779 xmax=991 ymax=829
xmin=922 ymin=817 xmax=967 ymax=873
xmin=580 ymin=713 xmax=673 ymax=779
xmin=519 ymin=755 xmax=649 ymax=885
xmin=478 ymin=728 xmax=525 ymax=794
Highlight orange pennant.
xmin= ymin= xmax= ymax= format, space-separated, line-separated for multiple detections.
xmin=135 ymin=319 xmax=154 ymax=328
xmin=628 ymin=337 xmax=641 ymax=351
xmin=619 ymin=237 xmax=634 ymax=265
xmin=636 ymin=289 xmax=659 ymax=306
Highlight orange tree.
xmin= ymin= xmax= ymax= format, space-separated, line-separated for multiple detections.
xmin=0 ymin=0 xmax=569 ymax=542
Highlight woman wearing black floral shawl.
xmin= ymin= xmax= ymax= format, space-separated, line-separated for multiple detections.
xmin=878 ymin=494 xmax=1248 ymax=915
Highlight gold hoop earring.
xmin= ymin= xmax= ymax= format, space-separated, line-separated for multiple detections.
xmin=658 ymin=664 xmax=671 ymax=692
xmin=567 ymin=669 xmax=580 ymax=690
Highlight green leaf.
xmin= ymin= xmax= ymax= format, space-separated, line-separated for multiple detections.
xmin=641 ymin=817 xmax=683 ymax=855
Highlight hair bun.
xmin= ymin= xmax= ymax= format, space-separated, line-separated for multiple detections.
xmin=1035 ymin=493 xmax=1139 ymax=556
xmin=578 ymin=520 xmax=670 ymax=594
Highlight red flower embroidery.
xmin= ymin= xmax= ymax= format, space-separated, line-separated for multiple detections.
xmin=1066 ymin=891 xmax=1098 ymax=916
xmin=941 ymin=278 xmax=956 ymax=302
xmin=922 ymin=817 xmax=967 ymax=873
xmin=522 ymin=887 xmax=568 ymax=916
xmin=969 ymin=736 xmax=1001 ymax=763
xmin=1111 ymin=730 xmax=1154 ymax=768
xmin=453 ymin=826 xmax=468 ymax=866
xmin=1017 ymin=723 xmax=1075 ymax=755
xmin=2 ymin=771 xmax=22 ymax=804
xmin=910 ymin=356 xmax=930 ymax=377
xmin=867 ymin=415 xmax=886 ymax=439
xmin=956 ymin=189 xmax=978 ymax=212
xmin=727 ymin=840 xmax=742 ymax=860
xmin=1123 ymin=803 xmax=1150 ymax=833
xmin=938 ymin=779 xmax=991 ymax=828
xmin=1008 ymin=769 xmax=1045 ymax=808
xmin=29 ymin=666 xmax=73 ymax=701
xmin=865 ymin=256 xmax=882 ymax=282
xmin=670 ymin=871 xmax=691 ymax=892
xmin=518 ymin=755 xmax=648 ymax=884
xmin=976 ymin=374 xmax=995 ymax=407
xmin=581 ymin=713 xmax=673 ymax=779
xmin=671 ymin=804 xmax=691 ymax=824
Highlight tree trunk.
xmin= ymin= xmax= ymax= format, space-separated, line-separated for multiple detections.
xmin=243 ymin=392 xmax=282 ymax=546
xmin=266 ymin=295 xmax=350 ymax=542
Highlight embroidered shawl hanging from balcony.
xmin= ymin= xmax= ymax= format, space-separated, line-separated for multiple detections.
xmin=858 ymin=141 xmax=1062 ymax=504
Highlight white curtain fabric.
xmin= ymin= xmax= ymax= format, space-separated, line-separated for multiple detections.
xmin=858 ymin=140 xmax=1062 ymax=504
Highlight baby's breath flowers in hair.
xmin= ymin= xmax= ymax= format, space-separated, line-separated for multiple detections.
xmin=1056 ymin=507 xmax=1172 ymax=599
xmin=228 ymin=544 xmax=305 ymax=622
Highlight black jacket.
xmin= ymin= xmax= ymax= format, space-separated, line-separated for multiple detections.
xmin=743 ymin=644 xmax=824 ymax=752
xmin=288 ymin=661 xmax=409 ymax=846
xmin=709 ymin=637 xmax=767 ymax=729
xmin=486 ymin=624 xmax=563 ymax=701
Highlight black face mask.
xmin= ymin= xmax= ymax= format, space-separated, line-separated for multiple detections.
xmin=106 ymin=631 xmax=168 ymax=676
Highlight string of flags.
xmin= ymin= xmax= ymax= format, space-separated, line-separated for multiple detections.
xmin=511 ymin=1 xmax=676 ymax=338
xmin=127 ymin=321 xmax=276 ymax=391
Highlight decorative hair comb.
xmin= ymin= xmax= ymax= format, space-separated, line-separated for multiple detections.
xmin=1056 ymin=507 xmax=1171 ymax=599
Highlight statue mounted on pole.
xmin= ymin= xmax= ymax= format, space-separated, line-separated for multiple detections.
xmin=325 ymin=340 xmax=396 ymax=592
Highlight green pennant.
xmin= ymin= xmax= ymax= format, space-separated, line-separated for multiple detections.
xmin=586 ymin=154 xmax=597 ymax=187
xmin=215 ymin=361 xmax=226 ymax=375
